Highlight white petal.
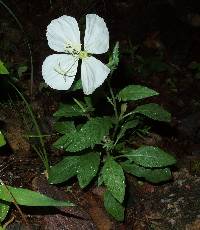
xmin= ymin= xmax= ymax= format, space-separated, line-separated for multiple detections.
xmin=84 ymin=14 xmax=109 ymax=54
xmin=42 ymin=54 xmax=79 ymax=90
xmin=81 ymin=56 xmax=110 ymax=95
xmin=46 ymin=15 xmax=81 ymax=53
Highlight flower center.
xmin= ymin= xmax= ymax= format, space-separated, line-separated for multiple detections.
xmin=64 ymin=41 xmax=81 ymax=56
xmin=79 ymin=50 xmax=88 ymax=59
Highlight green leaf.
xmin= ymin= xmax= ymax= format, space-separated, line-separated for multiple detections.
xmin=54 ymin=121 xmax=76 ymax=134
xmin=134 ymin=103 xmax=171 ymax=122
xmin=115 ymin=142 xmax=126 ymax=152
xmin=121 ymin=161 xmax=172 ymax=183
xmin=0 ymin=185 xmax=74 ymax=206
xmin=84 ymin=96 xmax=93 ymax=109
xmin=118 ymin=85 xmax=159 ymax=102
xmin=107 ymin=42 xmax=119 ymax=74
xmin=58 ymin=117 xmax=113 ymax=152
xmin=123 ymin=146 xmax=176 ymax=168
xmin=53 ymin=103 xmax=84 ymax=118
xmin=145 ymin=168 xmax=172 ymax=183
xmin=0 ymin=201 xmax=9 ymax=222
xmin=71 ymin=79 xmax=82 ymax=91
xmin=77 ymin=152 xmax=100 ymax=188
xmin=104 ymin=191 xmax=124 ymax=221
xmin=97 ymin=169 xmax=104 ymax=186
xmin=53 ymin=131 xmax=76 ymax=150
xmin=49 ymin=152 xmax=100 ymax=188
xmin=121 ymin=160 xmax=148 ymax=177
xmin=0 ymin=132 xmax=6 ymax=147
xmin=0 ymin=61 xmax=9 ymax=75
xmin=48 ymin=156 xmax=80 ymax=184
xmin=116 ymin=119 xmax=139 ymax=142
xmin=102 ymin=157 xmax=125 ymax=203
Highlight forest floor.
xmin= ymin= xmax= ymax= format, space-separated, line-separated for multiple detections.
xmin=1 ymin=0 xmax=200 ymax=229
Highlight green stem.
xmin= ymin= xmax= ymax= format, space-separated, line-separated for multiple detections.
xmin=114 ymin=154 xmax=130 ymax=159
xmin=23 ymin=133 xmax=57 ymax=138
xmin=107 ymin=80 xmax=119 ymax=140
xmin=121 ymin=111 xmax=136 ymax=120
xmin=73 ymin=98 xmax=86 ymax=112
xmin=108 ymin=81 xmax=118 ymax=120
xmin=73 ymin=98 xmax=90 ymax=119
xmin=32 ymin=145 xmax=49 ymax=173
xmin=113 ymin=134 xmax=121 ymax=147
xmin=9 ymin=82 xmax=49 ymax=172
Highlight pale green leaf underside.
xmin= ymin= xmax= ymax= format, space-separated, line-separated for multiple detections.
xmin=118 ymin=85 xmax=159 ymax=102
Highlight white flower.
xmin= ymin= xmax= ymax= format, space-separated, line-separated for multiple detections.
xmin=42 ymin=14 xmax=110 ymax=95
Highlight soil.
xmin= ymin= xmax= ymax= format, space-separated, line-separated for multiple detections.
xmin=1 ymin=0 xmax=200 ymax=229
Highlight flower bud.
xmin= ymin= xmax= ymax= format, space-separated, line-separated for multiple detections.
xmin=121 ymin=103 xmax=127 ymax=114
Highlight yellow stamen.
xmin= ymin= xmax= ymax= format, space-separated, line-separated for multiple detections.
xmin=79 ymin=50 xmax=88 ymax=59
